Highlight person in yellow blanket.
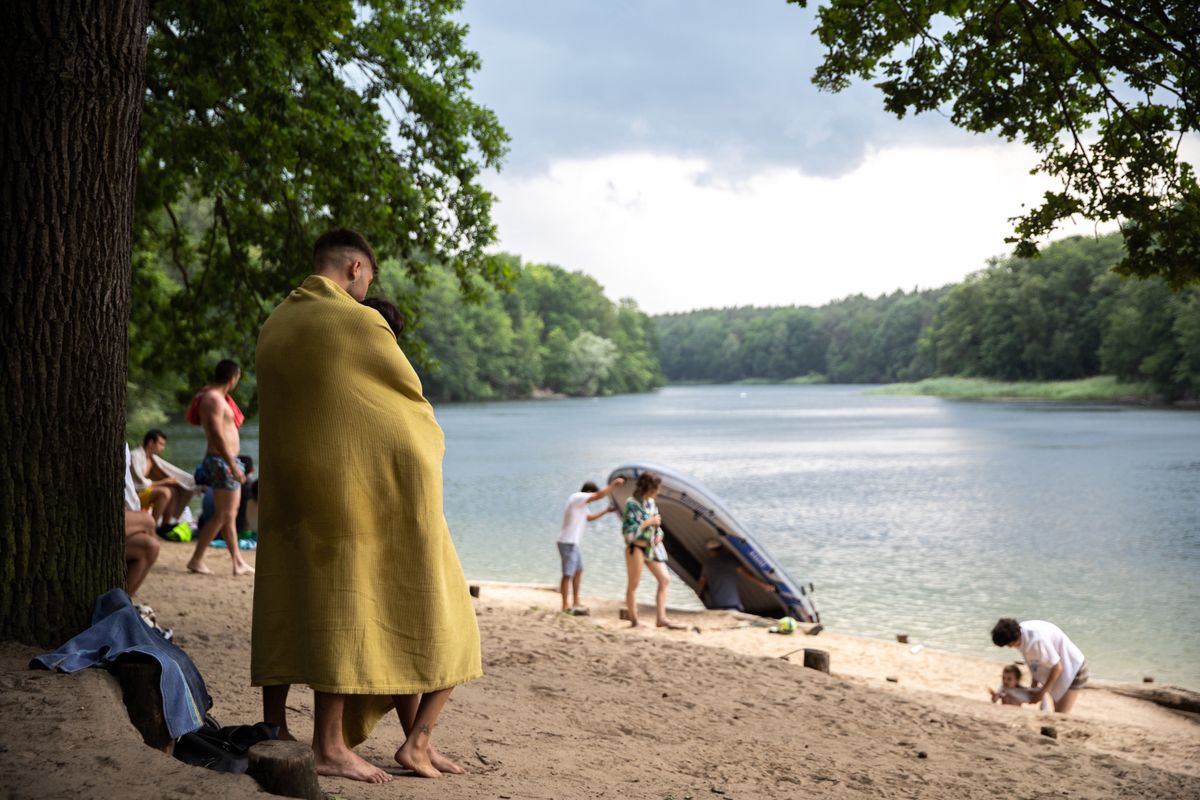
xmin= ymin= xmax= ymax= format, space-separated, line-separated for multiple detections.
xmin=252 ymin=229 xmax=481 ymax=784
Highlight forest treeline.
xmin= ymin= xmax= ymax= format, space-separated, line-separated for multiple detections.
xmin=656 ymin=235 xmax=1200 ymax=398
xmin=377 ymin=256 xmax=664 ymax=402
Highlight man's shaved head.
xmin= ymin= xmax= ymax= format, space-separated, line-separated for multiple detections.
xmin=313 ymin=228 xmax=378 ymax=275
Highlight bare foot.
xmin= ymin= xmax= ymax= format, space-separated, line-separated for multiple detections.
xmin=628 ymin=620 xmax=641 ymax=628
xmin=233 ymin=561 xmax=255 ymax=576
xmin=395 ymin=741 xmax=441 ymax=778
xmin=276 ymin=726 xmax=296 ymax=742
xmin=315 ymin=749 xmax=392 ymax=783
xmin=429 ymin=745 xmax=465 ymax=775
xmin=186 ymin=559 xmax=213 ymax=575
xmin=657 ymin=620 xmax=686 ymax=630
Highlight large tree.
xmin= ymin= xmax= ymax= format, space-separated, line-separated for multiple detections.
xmin=790 ymin=0 xmax=1199 ymax=288
xmin=1 ymin=1 xmax=149 ymax=644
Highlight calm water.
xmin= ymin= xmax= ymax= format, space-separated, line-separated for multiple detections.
xmin=158 ymin=385 xmax=1200 ymax=686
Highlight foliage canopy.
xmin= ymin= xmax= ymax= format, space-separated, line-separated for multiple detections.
xmin=133 ymin=0 xmax=508 ymax=407
xmin=790 ymin=0 xmax=1200 ymax=288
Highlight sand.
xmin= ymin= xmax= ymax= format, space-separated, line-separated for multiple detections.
xmin=2 ymin=542 xmax=1197 ymax=799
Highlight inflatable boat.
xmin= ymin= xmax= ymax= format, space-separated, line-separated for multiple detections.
xmin=606 ymin=463 xmax=819 ymax=622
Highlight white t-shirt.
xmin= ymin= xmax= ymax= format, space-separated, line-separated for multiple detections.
xmin=557 ymin=491 xmax=595 ymax=545
xmin=124 ymin=444 xmax=141 ymax=512
xmin=1019 ymin=620 xmax=1085 ymax=703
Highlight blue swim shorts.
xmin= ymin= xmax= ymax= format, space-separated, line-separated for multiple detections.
xmin=200 ymin=454 xmax=242 ymax=491
xmin=557 ymin=542 xmax=582 ymax=577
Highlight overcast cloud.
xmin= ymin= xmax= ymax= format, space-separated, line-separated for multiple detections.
xmin=456 ymin=1 xmax=1123 ymax=312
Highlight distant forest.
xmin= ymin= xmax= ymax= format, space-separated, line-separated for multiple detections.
xmin=655 ymin=235 xmax=1200 ymax=398
xmin=382 ymin=256 xmax=665 ymax=402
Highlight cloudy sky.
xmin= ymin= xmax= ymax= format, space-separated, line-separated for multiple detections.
xmin=456 ymin=1 xmax=1112 ymax=314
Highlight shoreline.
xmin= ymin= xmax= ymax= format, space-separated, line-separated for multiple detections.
xmin=3 ymin=545 xmax=1197 ymax=799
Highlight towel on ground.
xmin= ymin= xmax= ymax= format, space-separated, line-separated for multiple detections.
xmin=30 ymin=588 xmax=210 ymax=738
xmin=251 ymin=274 xmax=481 ymax=747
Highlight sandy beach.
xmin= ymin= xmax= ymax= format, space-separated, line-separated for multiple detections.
xmin=2 ymin=542 xmax=1198 ymax=799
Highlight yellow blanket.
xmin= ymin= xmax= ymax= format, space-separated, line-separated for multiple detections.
xmin=251 ymin=274 xmax=481 ymax=747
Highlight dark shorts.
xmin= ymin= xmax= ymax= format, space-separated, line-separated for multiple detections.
xmin=201 ymin=454 xmax=242 ymax=491
xmin=1070 ymin=661 xmax=1089 ymax=690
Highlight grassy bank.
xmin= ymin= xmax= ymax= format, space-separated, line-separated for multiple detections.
xmin=867 ymin=375 xmax=1161 ymax=403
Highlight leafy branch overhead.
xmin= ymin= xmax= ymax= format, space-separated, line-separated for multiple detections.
xmin=135 ymin=0 xmax=508 ymax=395
xmin=789 ymin=0 xmax=1200 ymax=288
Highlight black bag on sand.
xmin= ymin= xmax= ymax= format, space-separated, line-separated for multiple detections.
xmin=173 ymin=715 xmax=278 ymax=774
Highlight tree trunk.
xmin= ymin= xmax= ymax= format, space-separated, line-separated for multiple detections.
xmin=0 ymin=1 xmax=149 ymax=644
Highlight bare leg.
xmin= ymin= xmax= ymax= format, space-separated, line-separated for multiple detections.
xmin=394 ymin=694 xmax=463 ymax=774
xmin=394 ymin=688 xmax=455 ymax=778
xmin=559 ymin=574 xmax=571 ymax=612
xmin=312 ymin=692 xmax=391 ymax=783
xmin=124 ymin=510 xmax=160 ymax=596
xmin=624 ymin=548 xmax=644 ymax=626
xmin=646 ymin=560 xmax=673 ymax=626
xmin=262 ymin=684 xmax=295 ymax=741
xmin=189 ymin=486 xmax=253 ymax=575
xmin=572 ymin=569 xmax=583 ymax=609
xmin=146 ymin=486 xmax=170 ymax=526
xmin=1053 ymin=688 xmax=1080 ymax=714
xmin=164 ymin=485 xmax=191 ymax=524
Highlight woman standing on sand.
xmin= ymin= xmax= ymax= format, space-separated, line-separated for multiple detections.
xmin=622 ymin=471 xmax=677 ymax=628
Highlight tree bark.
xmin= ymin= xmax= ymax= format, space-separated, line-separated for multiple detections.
xmin=0 ymin=1 xmax=149 ymax=644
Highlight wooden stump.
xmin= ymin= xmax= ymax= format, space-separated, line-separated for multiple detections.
xmin=619 ymin=608 xmax=631 ymax=621
xmin=469 ymin=584 xmax=481 ymax=598
xmin=895 ymin=634 xmax=909 ymax=644
xmin=802 ymin=648 xmax=830 ymax=674
xmin=111 ymin=659 xmax=174 ymax=754
xmin=247 ymin=740 xmax=323 ymax=800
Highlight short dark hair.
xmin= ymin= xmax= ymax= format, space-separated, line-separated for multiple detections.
xmin=313 ymin=228 xmax=378 ymax=275
xmin=143 ymin=429 xmax=166 ymax=447
xmin=991 ymin=618 xmax=1022 ymax=647
xmin=362 ymin=297 xmax=405 ymax=338
xmin=581 ymin=481 xmax=599 ymax=493
xmin=635 ymin=471 xmax=662 ymax=497
xmin=214 ymin=359 xmax=240 ymax=384
xmin=1003 ymin=664 xmax=1023 ymax=683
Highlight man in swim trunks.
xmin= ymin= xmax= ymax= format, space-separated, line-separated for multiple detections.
xmin=187 ymin=359 xmax=254 ymax=576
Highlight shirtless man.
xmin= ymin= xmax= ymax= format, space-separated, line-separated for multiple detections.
xmin=187 ymin=359 xmax=254 ymax=575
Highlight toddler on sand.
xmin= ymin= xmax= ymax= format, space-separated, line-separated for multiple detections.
xmin=989 ymin=664 xmax=1034 ymax=706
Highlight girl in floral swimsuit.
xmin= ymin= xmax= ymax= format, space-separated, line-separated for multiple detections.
xmin=621 ymin=471 xmax=678 ymax=629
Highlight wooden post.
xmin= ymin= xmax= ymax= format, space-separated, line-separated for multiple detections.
xmin=895 ymin=634 xmax=908 ymax=644
xmin=802 ymin=648 xmax=830 ymax=674
xmin=247 ymin=740 xmax=323 ymax=800
xmin=468 ymin=584 xmax=480 ymax=598
xmin=111 ymin=659 xmax=174 ymax=754
xmin=619 ymin=608 xmax=631 ymax=621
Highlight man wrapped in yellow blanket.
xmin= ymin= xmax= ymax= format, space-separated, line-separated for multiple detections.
xmin=252 ymin=229 xmax=481 ymax=783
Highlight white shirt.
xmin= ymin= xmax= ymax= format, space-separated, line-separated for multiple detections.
xmin=124 ymin=444 xmax=141 ymax=512
xmin=557 ymin=491 xmax=594 ymax=545
xmin=1018 ymin=620 xmax=1085 ymax=703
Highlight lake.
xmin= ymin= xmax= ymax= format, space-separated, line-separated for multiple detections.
xmin=157 ymin=384 xmax=1200 ymax=687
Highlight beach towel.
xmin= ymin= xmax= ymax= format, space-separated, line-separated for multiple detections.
xmin=129 ymin=446 xmax=198 ymax=496
xmin=251 ymin=274 xmax=481 ymax=747
xmin=30 ymin=588 xmax=211 ymax=738
xmin=184 ymin=391 xmax=245 ymax=428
